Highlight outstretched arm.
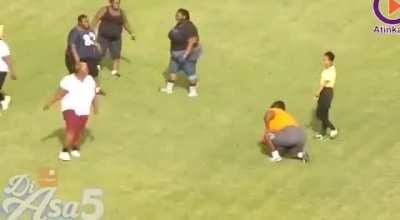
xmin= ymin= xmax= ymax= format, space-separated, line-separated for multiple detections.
xmin=43 ymin=89 xmax=68 ymax=111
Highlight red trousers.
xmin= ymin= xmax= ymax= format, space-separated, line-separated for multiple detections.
xmin=63 ymin=110 xmax=88 ymax=144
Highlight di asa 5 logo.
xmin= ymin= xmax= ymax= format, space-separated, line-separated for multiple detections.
xmin=373 ymin=0 xmax=400 ymax=24
xmin=1 ymin=175 xmax=104 ymax=220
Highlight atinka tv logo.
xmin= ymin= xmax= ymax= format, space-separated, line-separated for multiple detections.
xmin=373 ymin=0 xmax=400 ymax=33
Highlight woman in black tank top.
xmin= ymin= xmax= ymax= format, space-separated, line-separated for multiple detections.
xmin=92 ymin=0 xmax=135 ymax=77
xmin=98 ymin=6 xmax=124 ymax=40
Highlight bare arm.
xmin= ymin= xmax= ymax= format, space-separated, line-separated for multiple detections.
xmin=92 ymin=7 xmax=107 ymax=30
xmin=264 ymin=110 xmax=277 ymax=152
xmin=70 ymin=44 xmax=80 ymax=64
xmin=2 ymin=56 xmax=16 ymax=80
xmin=315 ymin=80 xmax=329 ymax=98
xmin=183 ymin=37 xmax=198 ymax=59
xmin=92 ymin=94 xmax=99 ymax=115
xmin=121 ymin=10 xmax=135 ymax=39
xmin=43 ymin=89 xmax=68 ymax=110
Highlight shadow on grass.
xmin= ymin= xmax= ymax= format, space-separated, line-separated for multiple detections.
xmin=41 ymin=128 xmax=95 ymax=147
xmin=100 ymin=55 xmax=131 ymax=71
xmin=258 ymin=141 xmax=270 ymax=156
xmin=307 ymin=108 xmax=320 ymax=133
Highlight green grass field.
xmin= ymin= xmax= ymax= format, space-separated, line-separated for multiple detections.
xmin=1 ymin=0 xmax=400 ymax=219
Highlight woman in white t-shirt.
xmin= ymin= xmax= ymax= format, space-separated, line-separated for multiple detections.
xmin=0 ymin=25 xmax=17 ymax=111
xmin=43 ymin=62 xmax=98 ymax=161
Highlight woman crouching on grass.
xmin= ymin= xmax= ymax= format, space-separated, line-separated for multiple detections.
xmin=43 ymin=62 xmax=99 ymax=161
xmin=262 ymin=101 xmax=309 ymax=163
xmin=161 ymin=8 xmax=202 ymax=97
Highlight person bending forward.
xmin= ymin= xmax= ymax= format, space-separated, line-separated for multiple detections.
xmin=263 ymin=101 xmax=309 ymax=163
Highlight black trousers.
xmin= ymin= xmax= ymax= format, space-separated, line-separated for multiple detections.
xmin=0 ymin=72 xmax=7 ymax=101
xmin=316 ymin=87 xmax=336 ymax=135
xmin=65 ymin=54 xmax=100 ymax=78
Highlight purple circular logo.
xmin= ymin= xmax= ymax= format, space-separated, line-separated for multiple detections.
xmin=374 ymin=0 xmax=400 ymax=24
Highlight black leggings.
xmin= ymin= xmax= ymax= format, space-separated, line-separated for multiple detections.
xmin=316 ymin=88 xmax=336 ymax=135
xmin=0 ymin=72 xmax=7 ymax=101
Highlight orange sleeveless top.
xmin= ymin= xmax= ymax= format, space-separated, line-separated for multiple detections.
xmin=267 ymin=108 xmax=299 ymax=132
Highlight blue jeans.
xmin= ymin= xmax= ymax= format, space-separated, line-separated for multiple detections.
xmin=168 ymin=46 xmax=202 ymax=80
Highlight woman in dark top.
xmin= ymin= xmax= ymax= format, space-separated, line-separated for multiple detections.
xmin=92 ymin=0 xmax=135 ymax=77
xmin=160 ymin=8 xmax=202 ymax=97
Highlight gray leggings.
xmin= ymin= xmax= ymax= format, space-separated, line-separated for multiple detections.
xmin=270 ymin=126 xmax=307 ymax=157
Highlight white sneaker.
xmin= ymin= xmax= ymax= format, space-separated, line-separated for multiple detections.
xmin=1 ymin=96 xmax=11 ymax=111
xmin=160 ymin=82 xmax=174 ymax=94
xmin=270 ymin=150 xmax=282 ymax=162
xmin=111 ymin=70 xmax=121 ymax=77
xmin=58 ymin=152 xmax=71 ymax=161
xmin=71 ymin=150 xmax=81 ymax=158
xmin=160 ymin=87 xmax=173 ymax=94
xmin=188 ymin=87 xmax=198 ymax=97
xmin=330 ymin=130 xmax=338 ymax=138
xmin=188 ymin=92 xmax=198 ymax=97
xmin=270 ymin=156 xmax=282 ymax=162
xmin=314 ymin=134 xmax=325 ymax=140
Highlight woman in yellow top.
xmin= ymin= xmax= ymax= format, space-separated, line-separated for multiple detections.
xmin=263 ymin=101 xmax=309 ymax=163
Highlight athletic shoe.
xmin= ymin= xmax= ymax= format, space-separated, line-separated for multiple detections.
xmin=160 ymin=87 xmax=173 ymax=94
xmin=188 ymin=87 xmax=198 ymax=97
xmin=314 ymin=134 xmax=328 ymax=141
xmin=160 ymin=88 xmax=173 ymax=94
xmin=71 ymin=150 xmax=81 ymax=158
xmin=111 ymin=70 xmax=121 ymax=77
xmin=161 ymin=82 xmax=174 ymax=94
xmin=58 ymin=152 xmax=71 ymax=161
xmin=270 ymin=156 xmax=282 ymax=163
xmin=329 ymin=129 xmax=338 ymax=139
xmin=188 ymin=91 xmax=198 ymax=97
xmin=302 ymin=152 xmax=310 ymax=164
xmin=0 ymin=96 xmax=11 ymax=111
